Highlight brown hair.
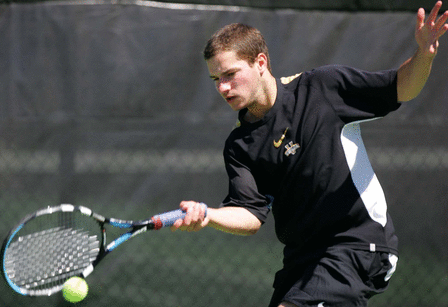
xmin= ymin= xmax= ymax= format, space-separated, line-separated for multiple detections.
xmin=203 ymin=23 xmax=272 ymax=73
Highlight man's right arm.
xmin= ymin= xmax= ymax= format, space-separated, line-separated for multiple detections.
xmin=170 ymin=201 xmax=262 ymax=236
xmin=207 ymin=206 xmax=262 ymax=236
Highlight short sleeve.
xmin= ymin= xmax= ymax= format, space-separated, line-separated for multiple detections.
xmin=220 ymin=145 xmax=271 ymax=223
xmin=308 ymin=65 xmax=400 ymax=123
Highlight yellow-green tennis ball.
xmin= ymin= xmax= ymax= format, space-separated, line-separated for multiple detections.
xmin=62 ymin=277 xmax=88 ymax=303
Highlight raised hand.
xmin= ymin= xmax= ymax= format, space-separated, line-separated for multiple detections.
xmin=415 ymin=1 xmax=448 ymax=56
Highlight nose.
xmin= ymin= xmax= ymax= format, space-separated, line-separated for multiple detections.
xmin=217 ymin=79 xmax=231 ymax=94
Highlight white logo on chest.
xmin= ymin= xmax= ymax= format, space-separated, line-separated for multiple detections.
xmin=284 ymin=141 xmax=300 ymax=156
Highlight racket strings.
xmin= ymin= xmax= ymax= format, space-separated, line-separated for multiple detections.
xmin=3 ymin=211 xmax=100 ymax=295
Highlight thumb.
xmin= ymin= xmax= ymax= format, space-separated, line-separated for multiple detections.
xmin=170 ymin=218 xmax=184 ymax=232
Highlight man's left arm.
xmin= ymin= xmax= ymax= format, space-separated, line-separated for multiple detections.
xmin=397 ymin=1 xmax=448 ymax=102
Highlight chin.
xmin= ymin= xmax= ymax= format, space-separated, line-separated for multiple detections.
xmin=230 ymin=103 xmax=246 ymax=111
xmin=226 ymin=100 xmax=245 ymax=111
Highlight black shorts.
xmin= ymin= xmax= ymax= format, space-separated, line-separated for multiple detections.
xmin=268 ymin=247 xmax=398 ymax=307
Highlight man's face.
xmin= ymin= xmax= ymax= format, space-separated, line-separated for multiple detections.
xmin=207 ymin=50 xmax=263 ymax=111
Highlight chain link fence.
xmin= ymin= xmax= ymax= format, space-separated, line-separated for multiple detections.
xmin=1 ymin=123 xmax=447 ymax=307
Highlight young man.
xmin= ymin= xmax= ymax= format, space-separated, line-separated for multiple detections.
xmin=171 ymin=2 xmax=448 ymax=306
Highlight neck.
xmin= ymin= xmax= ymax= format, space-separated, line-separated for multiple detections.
xmin=245 ymin=75 xmax=277 ymax=123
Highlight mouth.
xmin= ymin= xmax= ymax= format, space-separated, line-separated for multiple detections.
xmin=225 ymin=96 xmax=236 ymax=103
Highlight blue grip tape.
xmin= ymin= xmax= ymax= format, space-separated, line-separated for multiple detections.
xmin=155 ymin=209 xmax=186 ymax=227
xmin=153 ymin=203 xmax=207 ymax=228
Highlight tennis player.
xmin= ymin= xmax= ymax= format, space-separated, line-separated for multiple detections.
xmin=172 ymin=2 xmax=448 ymax=306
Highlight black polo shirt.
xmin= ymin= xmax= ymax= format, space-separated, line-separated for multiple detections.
xmin=221 ymin=65 xmax=400 ymax=266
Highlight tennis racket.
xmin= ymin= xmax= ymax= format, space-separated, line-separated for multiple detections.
xmin=1 ymin=203 xmax=207 ymax=297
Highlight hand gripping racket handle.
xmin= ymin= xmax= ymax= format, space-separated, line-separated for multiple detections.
xmin=151 ymin=203 xmax=207 ymax=230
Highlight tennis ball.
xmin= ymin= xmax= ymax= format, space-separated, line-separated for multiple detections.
xmin=62 ymin=276 xmax=88 ymax=303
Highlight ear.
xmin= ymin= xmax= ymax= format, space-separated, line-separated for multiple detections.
xmin=255 ymin=53 xmax=269 ymax=74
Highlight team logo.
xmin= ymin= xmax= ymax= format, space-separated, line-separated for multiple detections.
xmin=273 ymin=128 xmax=289 ymax=148
xmin=284 ymin=141 xmax=300 ymax=156
xmin=280 ymin=72 xmax=302 ymax=84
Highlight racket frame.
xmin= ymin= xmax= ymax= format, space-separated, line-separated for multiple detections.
xmin=1 ymin=203 xmax=203 ymax=296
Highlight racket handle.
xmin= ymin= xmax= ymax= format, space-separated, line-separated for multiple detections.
xmin=151 ymin=203 xmax=207 ymax=230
